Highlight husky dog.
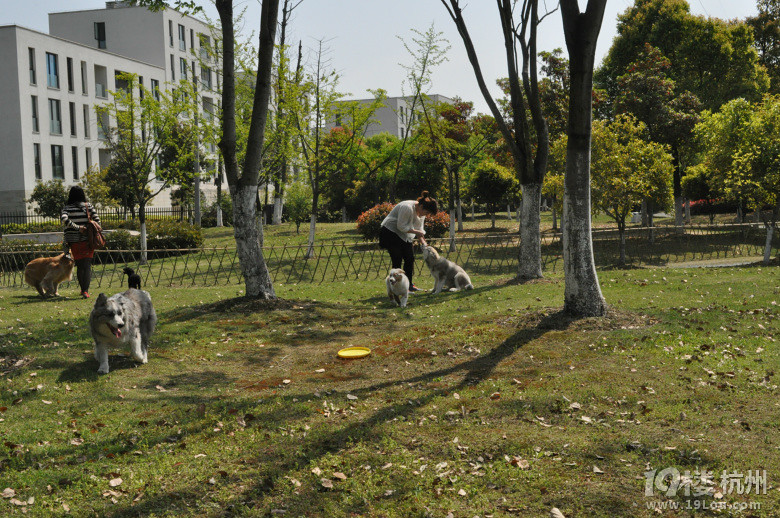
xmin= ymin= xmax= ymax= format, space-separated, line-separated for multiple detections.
xmin=421 ymin=245 xmax=474 ymax=294
xmin=123 ymin=266 xmax=142 ymax=289
xmin=24 ymin=253 xmax=74 ymax=297
xmin=385 ymin=268 xmax=410 ymax=308
xmin=89 ymin=290 xmax=157 ymax=374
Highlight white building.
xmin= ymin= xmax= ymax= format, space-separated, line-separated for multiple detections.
xmin=0 ymin=1 xmax=218 ymax=213
xmin=327 ymin=94 xmax=454 ymax=139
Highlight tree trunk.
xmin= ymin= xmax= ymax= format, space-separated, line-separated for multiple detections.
xmin=470 ymin=199 xmax=475 ymax=221
xmin=561 ymin=0 xmax=608 ymax=317
xmin=341 ymin=206 xmax=347 ymax=223
xmin=763 ymin=223 xmax=774 ymax=265
xmin=519 ymin=182 xmax=543 ymax=279
xmin=641 ymin=198 xmax=649 ymax=227
xmin=552 ymin=203 xmax=558 ymax=231
xmin=490 ymin=211 xmax=496 ymax=229
xmin=139 ymin=206 xmax=148 ymax=265
xmin=449 ymin=208 xmax=457 ymax=252
xmin=273 ymin=196 xmax=283 ymax=225
xmin=618 ymin=221 xmax=626 ymax=267
xmin=232 ymin=184 xmax=275 ymax=298
xmin=684 ymin=198 xmax=691 ymax=224
xmin=507 ymin=204 xmax=512 ymax=220
xmin=305 ymin=191 xmax=318 ymax=259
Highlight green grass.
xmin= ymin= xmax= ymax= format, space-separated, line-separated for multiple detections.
xmin=1 ymin=264 xmax=779 ymax=517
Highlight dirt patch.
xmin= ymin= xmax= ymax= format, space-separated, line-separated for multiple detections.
xmin=0 ymin=354 xmax=34 ymax=377
xmin=182 ymin=297 xmax=309 ymax=316
xmin=492 ymin=276 xmax=559 ymax=287
xmin=510 ymin=307 xmax=658 ymax=332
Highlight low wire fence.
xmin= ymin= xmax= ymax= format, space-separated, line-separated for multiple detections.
xmin=1 ymin=223 xmax=777 ymax=290
xmin=0 ymin=207 xmax=189 ymax=227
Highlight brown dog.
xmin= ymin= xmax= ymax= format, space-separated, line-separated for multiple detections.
xmin=24 ymin=253 xmax=75 ymax=297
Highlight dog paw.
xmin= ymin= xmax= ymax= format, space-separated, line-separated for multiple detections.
xmin=97 ymin=366 xmax=109 ymax=375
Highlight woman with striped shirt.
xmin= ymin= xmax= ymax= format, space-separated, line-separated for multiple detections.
xmin=61 ymin=186 xmax=100 ymax=298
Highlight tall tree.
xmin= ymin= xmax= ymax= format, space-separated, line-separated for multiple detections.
xmin=130 ymin=0 xmax=281 ymax=298
xmin=440 ymin=0 xmax=552 ymax=280
xmin=614 ymin=43 xmax=700 ymax=228
xmin=560 ymin=0 xmax=608 ymax=317
xmin=747 ymin=0 xmax=780 ymax=93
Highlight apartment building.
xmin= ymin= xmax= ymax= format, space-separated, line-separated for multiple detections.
xmin=0 ymin=2 xmax=218 ymax=212
xmin=327 ymin=94 xmax=454 ymax=138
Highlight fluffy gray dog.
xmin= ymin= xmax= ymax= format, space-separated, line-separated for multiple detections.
xmin=89 ymin=290 xmax=157 ymax=374
xmin=421 ymin=245 xmax=474 ymax=294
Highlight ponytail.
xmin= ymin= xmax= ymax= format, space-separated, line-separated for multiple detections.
xmin=417 ymin=191 xmax=438 ymax=214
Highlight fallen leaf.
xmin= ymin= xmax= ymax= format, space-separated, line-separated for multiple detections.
xmin=511 ymin=457 xmax=530 ymax=470
xmin=109 ymin=478 xmax=122 ymax=487
xmin=42 ymin=400 xmax=52 ymax=405
xmin=550 ymin=508 xmax=566 ymax=518
xmin=9 ymin=498 xmax=26 ymax=506
xmin=2 ymin=488 xmax=15 ymax=498
xmin=315 ymin=369 xmax=325 ymax=373
xmin=333 ymin=472 xmax=347 ymax=481
xmin=453 ymin=393 xmax=461 ymax=400
xmin=320 ymin=478 xmax=333 ymax=489
xmin=346 ymin=394 xmax=358 ymax=400
xmin=282 ymin=379 xmax=291 ymax=385
xmin=311 ymin=467 xmax=322 ymax=476
xmin=155 ymin=385 xmax=167 ymax=392
xmin=489 ymin=392 xmax=501 ymax=400
xmin=69 ymin=438 xmax=84 ymax=446
xmin=593 ymin=466 xmax=604 ymax=474
xmin=569 ymin=402 xmax=581 ymax=411
xmin=208 ymin=477 xmax=216 ymax=485
xmin=458 ymin=488 xmax=467 ymax=496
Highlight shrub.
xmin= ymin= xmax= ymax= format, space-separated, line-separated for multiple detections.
xmin=146 ymin=220 xmax=203 ymax=249
xmin=27 ymin=180 xmax=68 ymax=218
xmin=202 ymin=195 xmax=233 ymax=227
xmin=105 ymin=229 xmax=139 ymax=250
xmin=1 ymin=221 xmax=62 ymax=234
xmin=424 ymin=211 xmax=450 ymax=238
xmin=356 ymin=202 xmax=394 ymax=240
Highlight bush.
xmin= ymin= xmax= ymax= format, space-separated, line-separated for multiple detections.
xmin=146 ymin=220 xmax=203 ymax=249
xmin=424 ymin=211 xmax=450 ymax=238
xmin=356 ymin=202 xmax=394 ymax=240
xmin=27 ymin=180 xmax=68 ymax=218
xmin=1 ymin=221 xmax=62 ymax=234
xmin=202 ymin=195 xmax=233 ymax=227
xmin=105 ymin=229 xmax=139 ymax=250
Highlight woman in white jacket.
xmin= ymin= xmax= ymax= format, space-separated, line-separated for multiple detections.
xmin=379 ymin=191 xmax=438 ymax=292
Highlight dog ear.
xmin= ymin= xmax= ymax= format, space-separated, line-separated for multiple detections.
xmin=96 ymin=293 xmax=108 ymax=305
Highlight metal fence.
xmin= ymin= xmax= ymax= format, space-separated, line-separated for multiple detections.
xmin=0 ymin=207 xmax=189 ymax=227
xmin=1 ymin=223 xmax=777 ymax=290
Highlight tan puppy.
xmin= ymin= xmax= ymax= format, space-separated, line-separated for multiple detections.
xmin=385 ymin=268 xmax=410 ymax=308
xmin=24 ymin=253 xmax=74 ymax=297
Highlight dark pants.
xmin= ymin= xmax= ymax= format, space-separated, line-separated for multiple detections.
xmin=75 ymin=258 xmax=92 ymax=293
xmin=379 ymin=226 xmax=415 ymax=285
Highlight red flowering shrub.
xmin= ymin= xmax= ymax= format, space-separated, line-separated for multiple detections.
xmin=357 ymin=203 xmax=395 ymax=240
xmin=423 ymin=211 xmax=450 ymax=238
xmin=356 ymin=203 xmax=451 ymax=240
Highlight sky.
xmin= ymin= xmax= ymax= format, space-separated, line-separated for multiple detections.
xmin=7 ymin=1 xmax=760 ymax=114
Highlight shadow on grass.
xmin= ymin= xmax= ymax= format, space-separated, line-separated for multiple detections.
xmin=56 ymin=355 xmax=146 ymax=383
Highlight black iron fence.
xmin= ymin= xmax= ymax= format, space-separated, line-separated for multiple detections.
xmin=1 ymin=223 xmax=777 ymax=290
xmin=0 ymin=207 xmax=189 ymax=228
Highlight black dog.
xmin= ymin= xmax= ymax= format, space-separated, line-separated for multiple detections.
xmin=123 ymin=267 xmax=142 ymax=289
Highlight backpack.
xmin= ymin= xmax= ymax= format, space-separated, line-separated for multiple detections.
xmin=84 ymin=205 xmax=106 ymax=250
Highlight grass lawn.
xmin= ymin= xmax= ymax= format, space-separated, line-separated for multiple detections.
xmin=1 ymin=263 xmax=779 ymax=517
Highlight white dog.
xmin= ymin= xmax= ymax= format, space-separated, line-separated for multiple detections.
xmin=421 ymin=245 xmax=474 ymax=294
xmin=385 ymin=268 xmax=410 ymax=308
xmin=89 ymin=290 xmax=157 ymax=374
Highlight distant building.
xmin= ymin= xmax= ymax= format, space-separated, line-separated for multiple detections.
xmin=0 ymin=1 xmax=218 ymax=213
xmin=326 ymin=94 xmax=454 ymax=138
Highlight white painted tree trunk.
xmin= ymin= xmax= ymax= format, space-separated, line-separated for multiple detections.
xmin=675 ymin=195 xmax=684 ymax=230
xmin=641 ymin=199 xmax=649 ymax=227
xmin=457 ymin=199 xmax=463 ymax=231
xmin=305 ymin=214 xmax=317 ymax=259
xmin=764 ymin=223 xmax=775 ymax=265
xmin=519 ymin=182 xmax=543 ymax=279
xmin=470 ymin=199 xmax=475 ymax=221
xmin=140 ymin=221 xmax=148 ymax=265
xmin=507 ymin=204 xmax=512 ymax=220
xmin=490 ymin=212 xmax=495 ymax=228
xmin=341 ymin=206 xmax=347 ymax=223
xmin=449 ymin=208 xmax=457 ymax=252
xmin=216 ymin=205 xmax=223 ymax=227
xmin=272 ymin=196 xmax=283 ymax=225
xmin=232 ymin=186 xmax=275 ymax=298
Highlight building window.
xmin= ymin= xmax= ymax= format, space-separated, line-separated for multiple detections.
xmin=66 ymin=57 xmax=74 ymax=92
xmin=46 ymin=52 xmax=59 ymax=89
xmin=51 ymin=145 xmax=64 ymax=179
xmin=180 ymin=58 xmax=188 ymax=80
xmin=150 ymin=79 xmax=160 ymax=101
xmin=94 ymin=22 xmax=106 ymax=49
xmin=190 ymin=28 xmax=195 ymax=51
xmin=31 ymin=96 xmax=39 ymax=132
xmin=49 ymin=98 xmax=62 ymax=135
xmin=80 ymin=61 xmax=88 ymax=94
xmin=170 ymin=54 xmax=175 ymax=80
xmin=94 ymin=64 xmax=108 ymax=98
xmin=83 ymin=104 xmax=90 ymax=138
xmin=178 ymin=24 xmax=186 ymax=51
xmin=199 ymin=34 xmax=211 ymax=61
xmin=28 ymin=48 xmax=36 ymax=85
xmin=200 ymin=66 xmax=212 ymax=90
xmin=85 ymin=147 xmax=92 ymax=170
xmin=69 ymin=102 xmax=77 ymax=137
xmin=72 ymin=146 xmax=79 ymax=180
xmin=34 ymin=144 xmax=42 ymax=180
xmin=168 ymin=20 xmax=173 ymax=47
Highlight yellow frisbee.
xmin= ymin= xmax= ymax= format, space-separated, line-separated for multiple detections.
xmin=337 ymin=346 xmax=371 ymax=359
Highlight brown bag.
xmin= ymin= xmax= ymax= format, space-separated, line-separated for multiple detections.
xmin=84 ymin=206 xmax=106 ymax=250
